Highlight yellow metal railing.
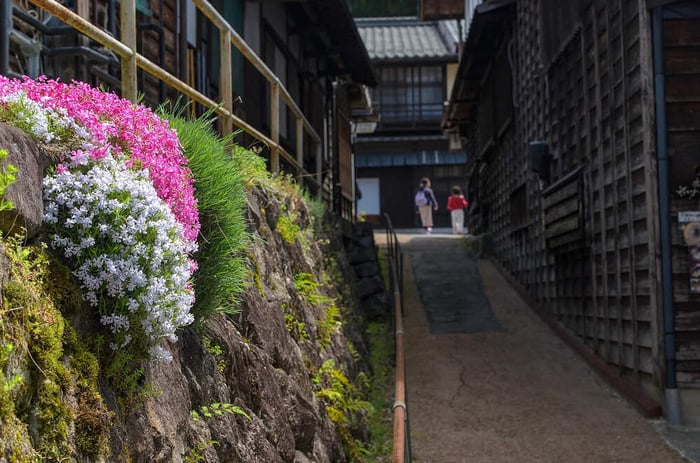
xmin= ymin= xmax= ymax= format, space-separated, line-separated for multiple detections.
xmin=26 ymin=0 xmax=323 ymax=190
xmin=384 ymin=213 xmax=411 ymax=463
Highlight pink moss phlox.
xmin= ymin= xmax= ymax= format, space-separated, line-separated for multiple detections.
xmin=0 ymin=75 xmax=199 ymax=243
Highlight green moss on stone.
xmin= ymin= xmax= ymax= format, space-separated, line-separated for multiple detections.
xmin=1 ymin=239 xmax=112 ymax=460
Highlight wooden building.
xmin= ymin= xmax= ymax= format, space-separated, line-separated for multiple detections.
xmin=3 ymin=0 xmax=375 ymax=226
xmin=440 ymin=0 xmax=700 ymax=426
xmin=354 ymin=16 xmax=466 ymax=229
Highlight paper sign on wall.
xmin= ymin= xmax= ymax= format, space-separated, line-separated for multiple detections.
xmin=679 ymin=211 xmax=700 ymax=294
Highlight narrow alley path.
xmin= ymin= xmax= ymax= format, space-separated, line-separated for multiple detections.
xmin=381 ymin=229 xmax=691 ymax=463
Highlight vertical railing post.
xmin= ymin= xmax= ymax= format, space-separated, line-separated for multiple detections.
xmin=120 ymin=0 xmax=137 ymax=102
xmin=0 ymin=0 xmax=10 ymax=76
xmin=220 ymin=29 xmax=233 ymax=138
xmin=270 ymin=81 xmax=280 ymax=173
xmin=316 ymin=142 xmax=322 ymax=197
xmin=296 ymin=117 xmax=304 ymax=176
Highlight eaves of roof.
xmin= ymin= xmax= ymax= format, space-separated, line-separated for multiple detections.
xmin=442 ymin=0 xmax=515 ymax=130
xmin=356 ymin=17 xmax=458 ymax=62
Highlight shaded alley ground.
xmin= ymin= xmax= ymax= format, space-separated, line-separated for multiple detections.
xmin=375 ymin=228 xmax=700 ymax=463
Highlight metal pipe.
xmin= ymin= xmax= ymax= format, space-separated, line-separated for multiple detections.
xmin=108 ymin=0 xmax=116 ymax=36
xmin=27 ymin=0 xmax=132 ymax=57
xmin=652 ymin=7 xmax=681 ymax=426
xmin=384 ymin=213 xmax=410 ymax=462
xmin=1 ymin=0 xmax=10 ymax=75
xmin=44 ymin=46 xmax=119 ymax=65
xmin=12 ymin=6 xmax=73 ymax=35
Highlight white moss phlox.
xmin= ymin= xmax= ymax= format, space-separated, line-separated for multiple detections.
xmin=43 ymin=151 xmax=195 ymax=361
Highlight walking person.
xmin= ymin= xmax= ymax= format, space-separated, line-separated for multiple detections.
xmin=415 ymin=177 xmax=438 ymax=233
xmin=447 ymin=186 xmax=468 ymax=234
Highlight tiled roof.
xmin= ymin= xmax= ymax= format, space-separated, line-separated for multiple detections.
xmin=356 ymin=17 xmax=459 ymax=61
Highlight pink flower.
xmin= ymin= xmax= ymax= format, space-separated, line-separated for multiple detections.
xmin=0 ymin=75 xmax=200 ymax=243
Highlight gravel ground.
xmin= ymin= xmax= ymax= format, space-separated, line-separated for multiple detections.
xmin=384 ymin=230 xmax=689 ymax=463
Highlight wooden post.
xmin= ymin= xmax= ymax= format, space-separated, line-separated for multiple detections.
xmin=296 ymin=118 xmax=304 ymax=176
xmin=220 ymin=29 xmax=233 ymax=138
xmin=75 ymin=0 xmax=89 ymax=82
xmin=270 ymin=81 xmax=280 ymax=173
xmin=120 ymin=0 xmax=137 ymax=102
xmin=316 ymin=142 xmax=322 ymax=197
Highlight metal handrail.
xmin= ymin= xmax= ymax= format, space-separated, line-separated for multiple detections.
xmin=384 ymin=213 xmax=411 ymax=463
xmin=25 ymin=0 xmax=322 ymax=188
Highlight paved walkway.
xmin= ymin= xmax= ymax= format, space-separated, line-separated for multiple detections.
xmin=378 ymin=229 xmax=699 ymax=463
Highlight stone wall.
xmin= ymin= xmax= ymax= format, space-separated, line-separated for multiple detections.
xmin=0 ymin=124 xmax=385 ymax=462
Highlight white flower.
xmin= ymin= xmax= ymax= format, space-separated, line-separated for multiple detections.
xmin=44 ymin=154 xmax=195 ymax=361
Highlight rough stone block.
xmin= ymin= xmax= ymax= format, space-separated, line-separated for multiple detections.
xmin=0 ymin=123 xmax=51 ymax=238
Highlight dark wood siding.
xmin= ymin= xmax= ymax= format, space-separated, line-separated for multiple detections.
xmin=664 ymin=13 xmax=700 ymax=387
xmin=470 ymin=0 xmax=667 ymax=400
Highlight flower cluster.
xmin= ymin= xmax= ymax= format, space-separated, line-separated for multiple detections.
xmin=44 ymin=152 xmax=195 ymax=361
xmin=0 ymin=90 xmax=92 ymax=145
xmin=0 ymin=76 xmax=200 ymax=361
xmin=0 ymin=75 xmax=199 ymax=243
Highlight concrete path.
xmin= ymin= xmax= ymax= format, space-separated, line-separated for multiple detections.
xmin=380 ymin=229 xmax=694 ymax=463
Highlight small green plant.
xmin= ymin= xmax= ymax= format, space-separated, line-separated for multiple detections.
xmin=313 ymin=359 xmax=373 ymax=461
xmin=190 ymin=402 xmax=251 ymax=422
xmin=247 ymin=252 xmax=266 ymax=298
xmin=0 ymin=342 xmax=23 ymax=417
xmin=294 ymin=273 xmax=342 ymax=347
xmin=276 ymin=213 xmax=300 ymax=245
xmin=202 ymin=336 xmax=226 ymax=373
xmin=294 ymin=273 xmax=335 ymax=306
xmin=318 ymin=303 xmax=343 ymax=348
xmin=0 ymin=148 xmax=17 ymax=212
xmin=185 ymin=439 xmax=220 ymax=463
xmin=285 ymin=312 xmax=310 ymax=341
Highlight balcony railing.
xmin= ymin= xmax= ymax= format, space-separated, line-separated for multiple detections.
xmin=21 ymin=0 xmax=323 ymax=191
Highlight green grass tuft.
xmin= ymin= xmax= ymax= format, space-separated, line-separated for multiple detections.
xmin=163 ymin=111 xmax=253 ymax=318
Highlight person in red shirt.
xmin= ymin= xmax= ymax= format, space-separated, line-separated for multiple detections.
xmin=447 ymin=186 xmax=468 ymax=234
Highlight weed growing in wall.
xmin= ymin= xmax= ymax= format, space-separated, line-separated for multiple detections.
xmin=293 ymin=272 xmax=342 ymax=347
xmin=313 ymin=359 xmax=373 ymax=462
xmin=0 ymin=148 xmax=17 ymax=212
